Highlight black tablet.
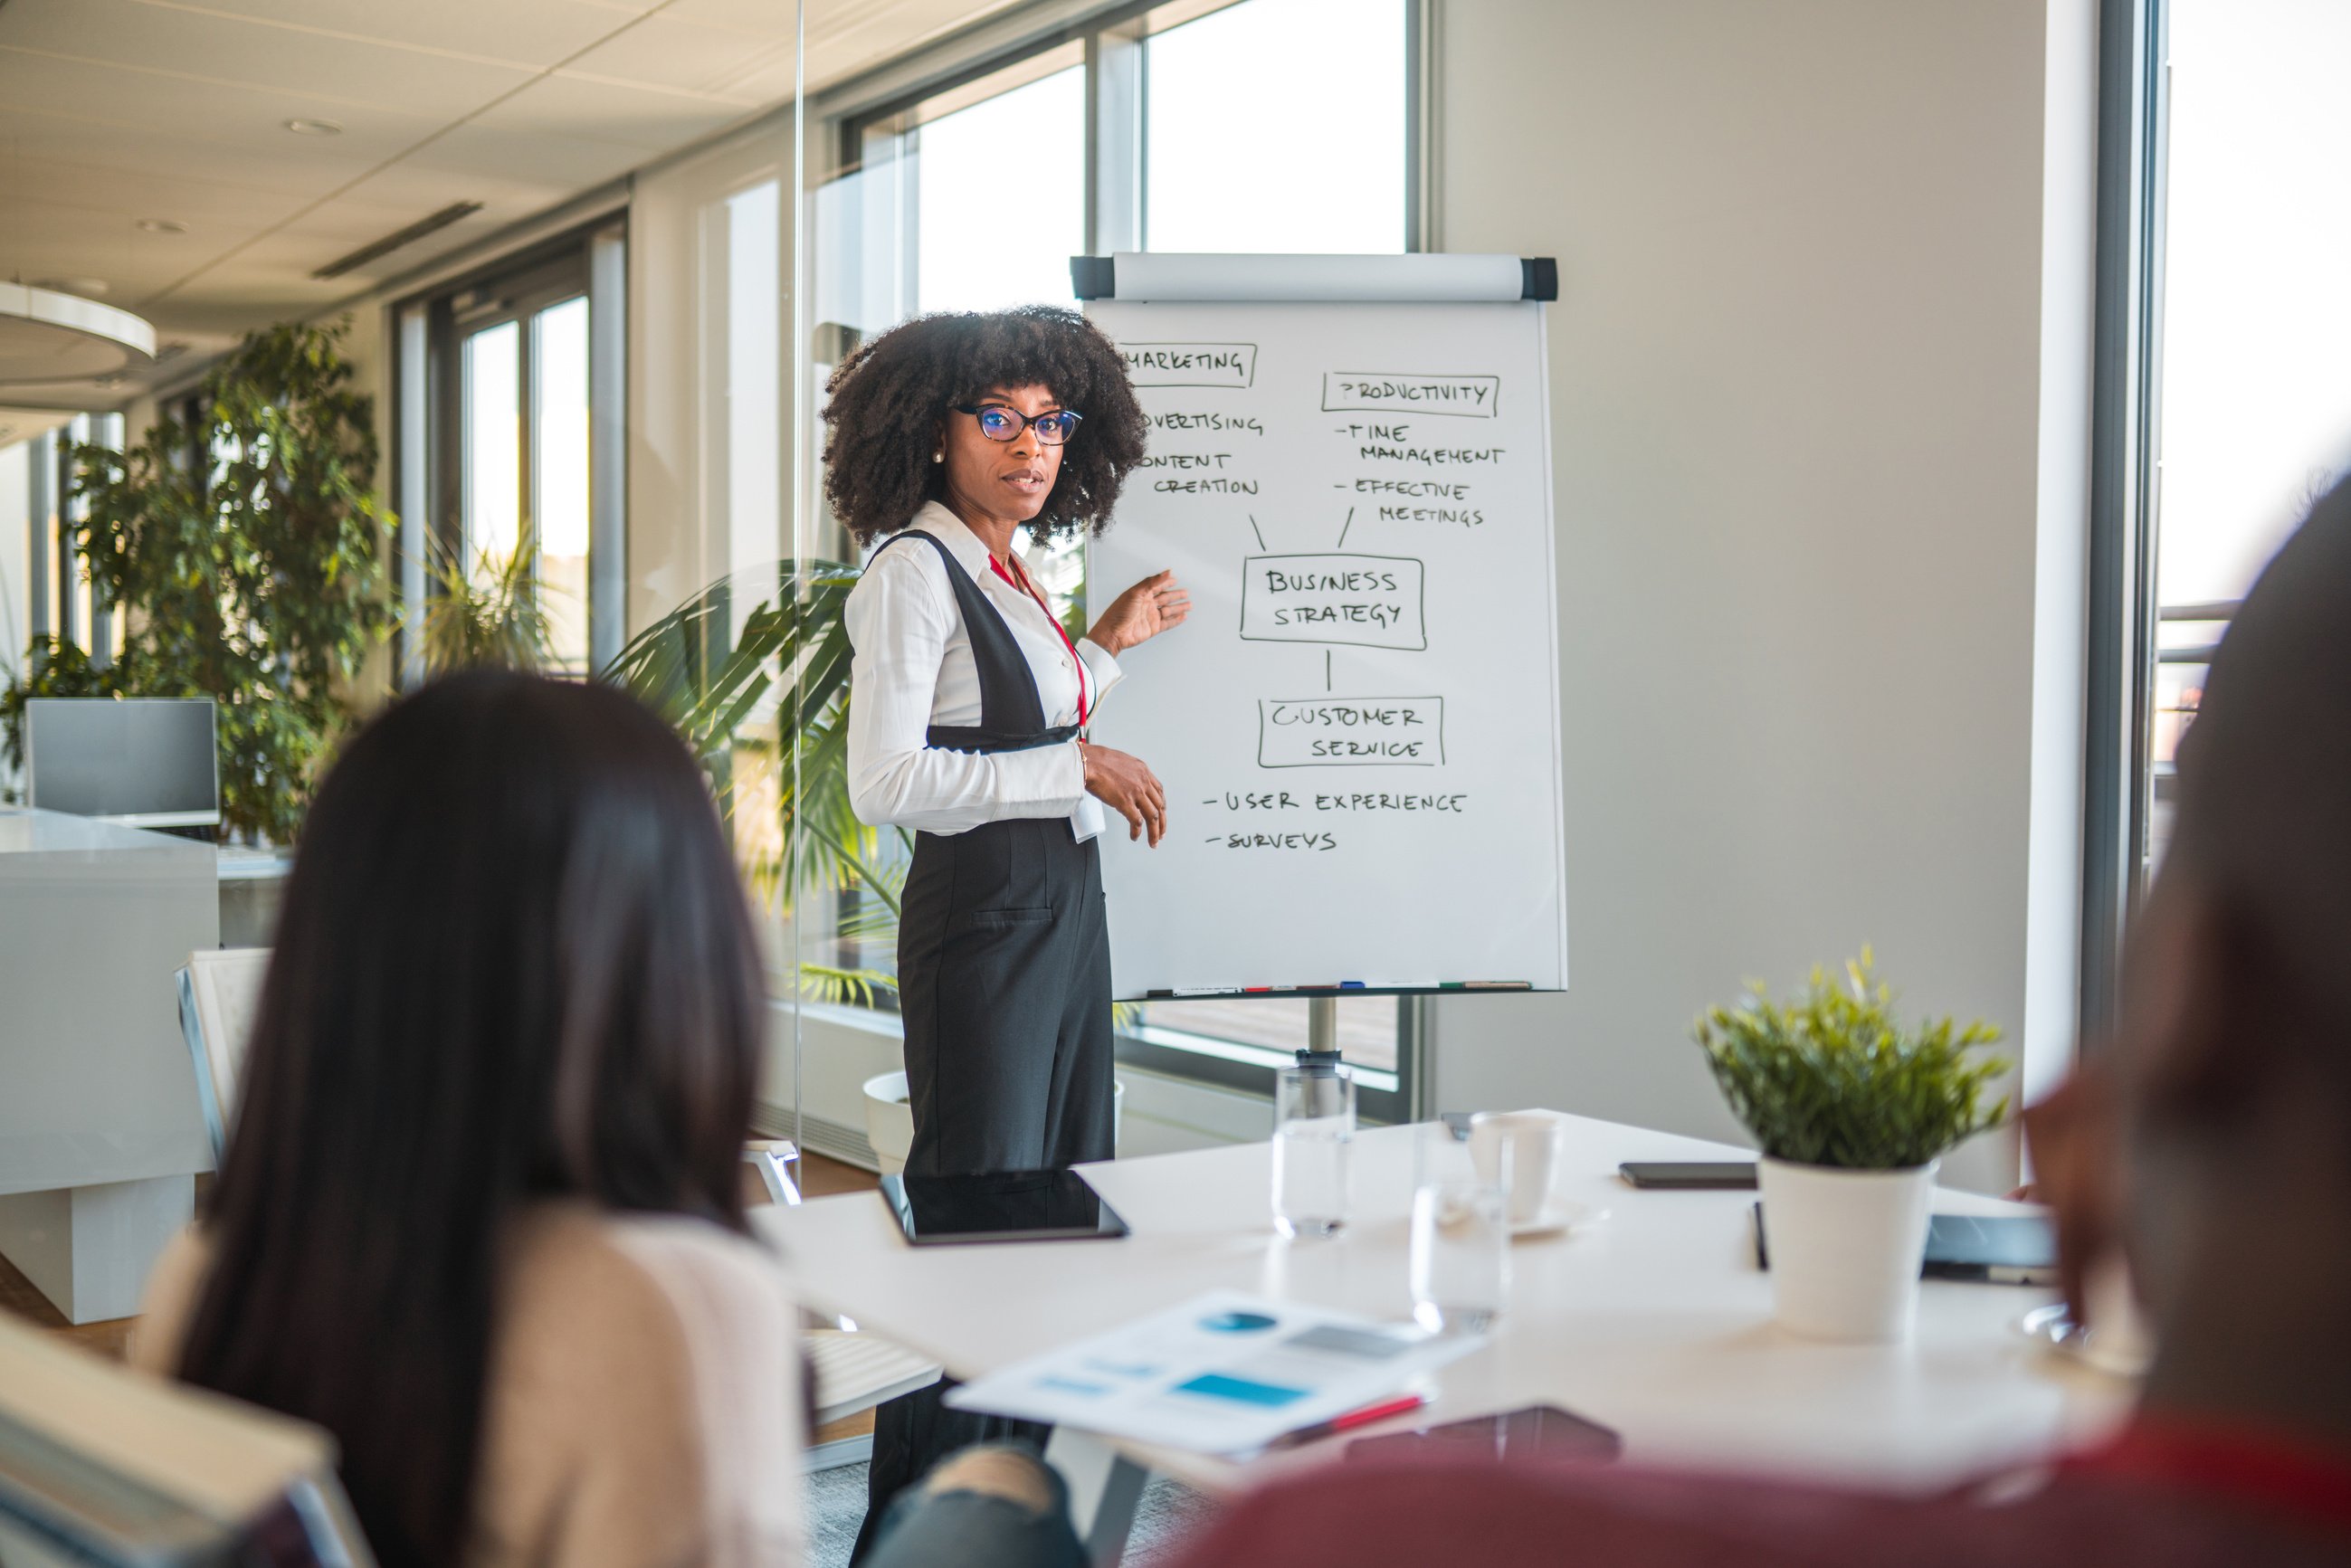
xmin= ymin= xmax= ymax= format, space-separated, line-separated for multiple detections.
xmin=880 ymin=1169 xmax=1131 ymax=1246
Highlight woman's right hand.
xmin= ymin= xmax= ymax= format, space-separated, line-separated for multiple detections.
xmin=1080 ymin=742 xmax=1166 ymax=846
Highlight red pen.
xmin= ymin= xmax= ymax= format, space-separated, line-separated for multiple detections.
xmin=1266 ymin=1392 xmax=1428 ymax=1450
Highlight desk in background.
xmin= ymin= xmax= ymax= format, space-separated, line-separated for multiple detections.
xmin=0 ymin=809 xmax=216 ymax=1323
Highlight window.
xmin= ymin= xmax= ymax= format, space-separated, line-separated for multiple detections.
xmin=1145 ymin=0 xmax=1408 ymax=253
xmin=842 ymin=45 xmax=1089 ymax=326
xmin=2088 ymin=0 xmax=2351 ymax=1023
xmin=2146 ymin=0 xmax=2351 ymax=860
xmin=813 ymin=0 xmax=1423 ymax=1113
xmin=455 ymin=296 xmax=590 ymax=674
xmin=413 ymin=233 xmax=620 ymax=681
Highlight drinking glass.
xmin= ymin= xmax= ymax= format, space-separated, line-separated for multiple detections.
xmin=1410 ymin=1138 xmax=1509 ymax=1333
xmin=1271 ymin=1063 xmax=1354 ymax=1238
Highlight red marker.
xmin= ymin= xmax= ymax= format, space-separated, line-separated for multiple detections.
xmin=1267 ymin=1392 xmax=1428 ymax=1450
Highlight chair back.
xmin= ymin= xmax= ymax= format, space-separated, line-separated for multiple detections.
xmin=0 ymin=1312 xmax=372 ymax=1566
xmin=176 ymin=948 xmax=271 ymax=1164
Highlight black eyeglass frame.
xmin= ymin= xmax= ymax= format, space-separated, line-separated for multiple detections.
xmin=951 ymin=404 xmax=1085 ymax=444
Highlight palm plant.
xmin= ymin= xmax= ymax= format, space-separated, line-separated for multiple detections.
xmin=419 ymin=523 xmax=562 ymax=676
xmin=604 ymin=561 xmax=906 ymax=1004
xmin=606 ymin=550 xmax=1147 ymax=1030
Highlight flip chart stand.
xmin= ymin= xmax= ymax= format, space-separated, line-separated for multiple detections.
xmin=1308 ymin=996 xmax=1339 ymax=1060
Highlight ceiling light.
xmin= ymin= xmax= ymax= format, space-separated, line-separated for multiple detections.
xmin=283 ymin=118 xmax=344 ymax=136
xmin=34 ymin=277 xmax=109 ymax=298
xmin=137 ymin=218 xmax=187 ymax=233
xmin=0 ymin=283 xmax=157 ymax=389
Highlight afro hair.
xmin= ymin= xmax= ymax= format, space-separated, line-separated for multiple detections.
xmin=820 ymin=306 xmax=1147 ymax=546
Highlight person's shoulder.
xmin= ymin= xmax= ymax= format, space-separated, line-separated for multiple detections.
xmin=481 ymin=1207 xmax=804 ymax=1562
xmin=490 ymin=1204 xmax=804 ymax=1473
xmin=128 ymin=1223 xmax=213 ymax=1373
xmin=847 ymin=524 xmax=955 ymax=602
xmin=595 ymin=1210 xmax=799 ymax=1330
xmin=500 ymin=1204 xmax=793 ymax=1353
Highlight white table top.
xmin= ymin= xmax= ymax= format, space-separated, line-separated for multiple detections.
xmin=758 ymin=1114 xmax=2133 ymax=1495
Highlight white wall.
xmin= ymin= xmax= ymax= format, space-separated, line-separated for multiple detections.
xmin=1426 ymin=0 xmax=2089 ymax=1192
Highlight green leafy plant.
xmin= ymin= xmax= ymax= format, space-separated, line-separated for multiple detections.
xmin=1 ymin=318 xmax=393 ymax=842
xmin=419 ymin=523 xmax=561 ymax=676
xmin=1694 ymin=948 xmax=2010 ymax=1170
xmin=606 ymin=561 xmax=906 ymax=1005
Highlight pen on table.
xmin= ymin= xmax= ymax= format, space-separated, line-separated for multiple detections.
xmin=1265 ymin=1392 xmax=1428 ymax=1450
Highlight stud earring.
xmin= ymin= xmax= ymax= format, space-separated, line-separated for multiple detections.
xmin=932 ymin=451 xmax=943 ymax=463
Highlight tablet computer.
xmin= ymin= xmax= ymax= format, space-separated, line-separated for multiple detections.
xmin=880 ymin=1169 xmax=1131 ymax=1246
xmin=1751 ymin=1203 xmax=2056 ymax=1285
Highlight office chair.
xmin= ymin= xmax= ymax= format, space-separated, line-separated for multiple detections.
xmin=175 ymin=947 xmax=803 ymax=1202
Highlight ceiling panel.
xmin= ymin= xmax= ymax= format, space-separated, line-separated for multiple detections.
xmin=138 ymin=0 xmax=662 ymax=72
xmin=473 ymin=70 xmax=755 ymax=151
xmin=0 ymin=161 xmax=308 ymax=229
xmin=0 ymin=52 xmax=444 ymax=158
xmin=554 ymin=12 xmax=791 ymax=100
xmin=0 ymin=0 xmax=537 ymax=120
xmin=321 ymin=161 xmax=566 ymax=227
xmin=0 ymin=410 xmax=80 ymax=444
xmin=398 ymin=120 xmax=647 ymax=193
xmin=0 ymin=109 xmax=381 ymax=202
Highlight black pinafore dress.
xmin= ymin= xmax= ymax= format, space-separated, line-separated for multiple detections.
xmin=871 ymin=527 xmax=1116 ymax=1179
xmin=857 ymin=528 xmax=1115 ymax=1554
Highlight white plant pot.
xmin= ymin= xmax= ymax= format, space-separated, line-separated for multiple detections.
xmin=862 ymin=1072 xmax=917 ymax=1176
xmin=861 ymin=1071 xmax=1127 ymax=1176
xmin=1757 ymin=1155 xmax=1937 ymax=1344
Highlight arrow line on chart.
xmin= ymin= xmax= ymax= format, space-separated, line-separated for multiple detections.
xmin=1336 ymin=507 xmax=1354 ymax=548
xmin=1249 ymin=514 xmax=1267 ymax=551
xmin=1325 ymin=651 xmax=1332 ymax=691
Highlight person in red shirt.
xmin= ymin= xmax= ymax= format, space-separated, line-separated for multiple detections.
xmin=1167 ymin=482 xmax=2351 ymax=1564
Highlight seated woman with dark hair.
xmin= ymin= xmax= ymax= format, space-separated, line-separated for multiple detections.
xmin=132 ymin=671 xmax=1082 ymax=1568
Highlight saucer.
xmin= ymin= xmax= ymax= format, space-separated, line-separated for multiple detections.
xmin=1509 ymin=1199 xmax=1606 ymax=1240
xmin=2015 ymin=1303 xmax=2151 ymax=1380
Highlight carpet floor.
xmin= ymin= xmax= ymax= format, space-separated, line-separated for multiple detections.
xmin=806 ymin=1462 xmax=1220 ymax=1567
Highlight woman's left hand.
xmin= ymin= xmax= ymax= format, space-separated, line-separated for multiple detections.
xmin=1087 ymin=569 xmax=1190 ymax=656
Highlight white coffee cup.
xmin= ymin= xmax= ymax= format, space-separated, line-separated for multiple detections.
xmin=1468 ymin=1111 xmax=1563 ymax=1225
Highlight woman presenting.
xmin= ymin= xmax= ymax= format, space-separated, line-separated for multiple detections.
xmin=828 ymin=307 xmax=1185 ymax=1550
xmin=830 ymin=304 xmax=1184 ymax=1176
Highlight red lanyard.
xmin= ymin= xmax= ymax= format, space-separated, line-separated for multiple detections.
xmin=988 ymin=553 xmax=1088 ymax=726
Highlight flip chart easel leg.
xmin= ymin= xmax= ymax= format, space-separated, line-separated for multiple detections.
xmin=1045 ymin=1427 xmax=1147 ymax=1566
xmin=1307 ymin=996 xmax=1338 ymax=1060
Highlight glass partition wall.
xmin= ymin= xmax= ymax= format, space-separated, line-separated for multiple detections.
xmin=632 ymin=0 xmax=1426 ymax=1169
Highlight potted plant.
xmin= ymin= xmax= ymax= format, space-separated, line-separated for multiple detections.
xmin=0 ymin=318 xmax=393 ymax=844
xmin=1695 ymin=949 xmax=2009 ymax=1343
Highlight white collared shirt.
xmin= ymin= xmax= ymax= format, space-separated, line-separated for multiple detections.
xmin=843 ymin=502 xmax=1124 ymax=840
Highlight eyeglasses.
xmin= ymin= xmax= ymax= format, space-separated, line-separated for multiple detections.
xmin=953 ymin=404 xmax=1084 ymax=445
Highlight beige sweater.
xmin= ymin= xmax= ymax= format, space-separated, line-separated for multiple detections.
xmin=135 ymin=1203 xmax=806 ymax=1567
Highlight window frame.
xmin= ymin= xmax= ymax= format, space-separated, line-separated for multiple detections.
xmin=2080 ymin=0 xmax=2170 ymax=1039
xmin=394 ymin=221 xmax=626 ymax=686
xmin=807 ymin=0 xmax=1434 ymax=1118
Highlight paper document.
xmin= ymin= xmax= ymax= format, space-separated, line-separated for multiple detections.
xmin=945 ymin=1290 xmax=1480 ymax=1455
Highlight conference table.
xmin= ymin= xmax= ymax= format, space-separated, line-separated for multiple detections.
xmin=758 ymin=1113 xmax=2136 ymax=1562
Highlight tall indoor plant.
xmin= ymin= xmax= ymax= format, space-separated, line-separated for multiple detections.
xmin=0 ymin=318 xmax=393 ymax=843
xmin=605 ymin=560 xmax=904 ymax=1004
xmin=1695 ymin=950 xmax=2009 ymax=1341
